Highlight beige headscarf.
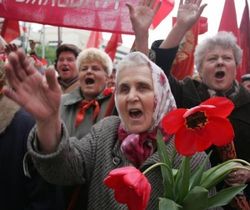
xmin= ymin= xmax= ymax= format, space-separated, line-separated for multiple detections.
xmin=114 ymin=52 xmax=176 ymax=166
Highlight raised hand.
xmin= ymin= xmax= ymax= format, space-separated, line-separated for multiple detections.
xmin=127 ymin=0 xmax=161 ymax=55
xmin=127 ymin=0 xmax=161 ymax=35
xmin=3 ymin=48 xmax=61 ymax=123
xmin=176 ymin=0 xmax=207 ymax=31
xmin=159 ymin=0 xmax=206 ymax=49
xmin=226 ymin=168 xmax=250 ymax=186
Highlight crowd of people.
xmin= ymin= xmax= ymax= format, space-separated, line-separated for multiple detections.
xmin=0 ymin=0 xmax=249 ymax=209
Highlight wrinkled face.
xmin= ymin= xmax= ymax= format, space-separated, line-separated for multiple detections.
xmin=56 ymin=51 xmax=78 ymax=81
xmin=199 ymin=46 xmax=237 ymax=92
xmin=116 ymin=65 xmax=155 ymax=133
xmin=79 ymin=61 xmax=108 ymax=100
xmin=242 ymin=80 xmax=250 ymax=92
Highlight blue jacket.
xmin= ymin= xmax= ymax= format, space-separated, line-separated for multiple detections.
xmin=0 ymin=101 xmax=64 ymax=210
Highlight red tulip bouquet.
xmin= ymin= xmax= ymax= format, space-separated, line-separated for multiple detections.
xmin=104 ymin=97 xmax=250 ymax=210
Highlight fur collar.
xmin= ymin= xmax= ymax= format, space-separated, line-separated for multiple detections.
xmin=0 ymin=96 xmax=20 ymax=134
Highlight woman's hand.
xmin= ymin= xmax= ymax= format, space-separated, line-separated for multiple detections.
xmin=175 ymin=0 xmax=207 ymax=31
xmin=3 ymin=48 xmax=62 ymax=153
xmin=159 ymin=0 xmax=206 ymax=49
xmin=127 ymin=0 xmax=161 ymax=55
xmin=226 ymin=168 xmax=250 ymax=186
xmin=3 ymin=48 xmax=61 ymax=122
xmin=127 ymin=0 xmax=161 ymax=35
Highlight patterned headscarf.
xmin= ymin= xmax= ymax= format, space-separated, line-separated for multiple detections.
xmin=114 ymin=52 xmax=176 ymax=166
xmin=115 ymin=51 xmax=176 ymax=132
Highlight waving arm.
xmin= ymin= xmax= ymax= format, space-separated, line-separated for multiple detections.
xmin=3 ymin=48 xmax=62 ymax=153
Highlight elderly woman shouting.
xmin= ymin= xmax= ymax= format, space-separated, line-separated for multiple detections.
xmin=3 ymin=50 xmax=210 ymax=209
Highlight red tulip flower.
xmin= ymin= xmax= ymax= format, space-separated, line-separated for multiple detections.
xmin=161 ymin=97 xmax=235 ymax=156
xmin=104 ymin=166 xmax=151 ymax=210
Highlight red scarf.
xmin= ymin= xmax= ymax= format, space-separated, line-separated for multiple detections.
xmin=118 ymin=124 xmax=157 ymax=167
xmin=75 ymin=99 xmax=100 ymax=127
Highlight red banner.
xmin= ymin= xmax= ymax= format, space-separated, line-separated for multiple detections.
xmin=171 ymin=17 xmax=208 ymax=80
xmin=0 ymin=0 xmax=139 ymax=35
xmin=238 ymin=0 xmax=250 ymax=80
xmin=1 ymin=19 xmax=20 ymax=43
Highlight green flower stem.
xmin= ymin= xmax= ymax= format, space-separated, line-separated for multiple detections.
xmin=228 ymin=159 xmax=250 ymax=167
xmin=201 ymin=159 xmax=250 ymax=189
xmin=143 ymin=162 xmax=169 ymax=175
xmin=233 ymin=166 xmax=250 ymax=171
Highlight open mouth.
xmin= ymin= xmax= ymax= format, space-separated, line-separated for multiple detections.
xmin=62 ymin=67 xmax=69 ymax=72
xmin=85 ymin=78 xmax=95 ymax=85
xmin=129 ymin=109 xmax=143 ymax=119
xmin=215 ymin=71 xmax=225 ymax=79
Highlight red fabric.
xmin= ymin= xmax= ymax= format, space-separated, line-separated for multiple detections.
xmin=102 ymin=87 xmax=114 ymax=97
xmin=218 ymin=0 xmax=238 ymax=38
xmin=0 ymin=19 xmax=20 ymax=43
xmin=118 ymin=125 xmax=157 ymax=167
xmin=171 ymin=17 xmax=207 ymax=79
xmin=105 ymin=33 xmax=122 ymax=61
xmin=75 ymin=100 xmax=100 ymax=127
xmin=218 ymin=0 xmax=242 ymax=81
xmin=0 ymin=1 xmax=137 ymax=34
xmin=86 ymin=31 xmax=103 ymax=48
xmin=237 ymin=0 xmax=250 ymax=81
xmin=152 ymin=0 xmax=175 ymax=28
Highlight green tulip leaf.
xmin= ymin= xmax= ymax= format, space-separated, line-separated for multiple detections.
xmin=206 ymin=185 xmax=247 ymax=209
xmin=201 ymin=161 xmax=237 ymax=189
xmin=157 ymin=136 xmax=175 ymax=199
xmin=182 ymin=186 xmax=209 ymax=210
xmin=189 ymin=151 xmax=211 ymax=189
xmin=159 ymin=197 xmax=182 ymax=210
xmin=175 ymin=157 xmax=191 ymax=203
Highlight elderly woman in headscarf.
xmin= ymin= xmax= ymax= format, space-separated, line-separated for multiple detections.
xmin=3 ymin=49 xmax=209 ymax=209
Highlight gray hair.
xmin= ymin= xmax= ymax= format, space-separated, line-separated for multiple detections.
xmin=116 ymin=52 xmax=151 ymax=80
xmin=76 ymin=48 xmax=113 ymax=76
xmin=194 ymin=31 xmax=242 ymax=71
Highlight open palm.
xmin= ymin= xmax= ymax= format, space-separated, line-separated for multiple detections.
xmin=127 ymin=0 xmax=161 ymax=34
xmin=176 ymin=0 xmax=207 ymax=30
xmin=3 ymin=49 xmax=61 ymax=123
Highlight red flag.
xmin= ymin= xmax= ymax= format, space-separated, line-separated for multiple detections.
xmin=0 ymin=19 xmax=20 ymax=43
xmin=218 ymin=0 xmax=238 ymax=38
xmin=152 ymin=0 xmax=175 ymax=29
xmin=237 ymin=0 xmax=250 ymax=81
xmin=86 ymin=31 xmax=103 ymax=48
xmin=105 ymin=33 xmax=122 ymax=61
xmin=171 ymin=17 xmax=208 ymax=79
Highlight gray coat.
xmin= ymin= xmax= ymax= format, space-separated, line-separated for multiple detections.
xmin=27 ymin=116 xmax=211 ymax=210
